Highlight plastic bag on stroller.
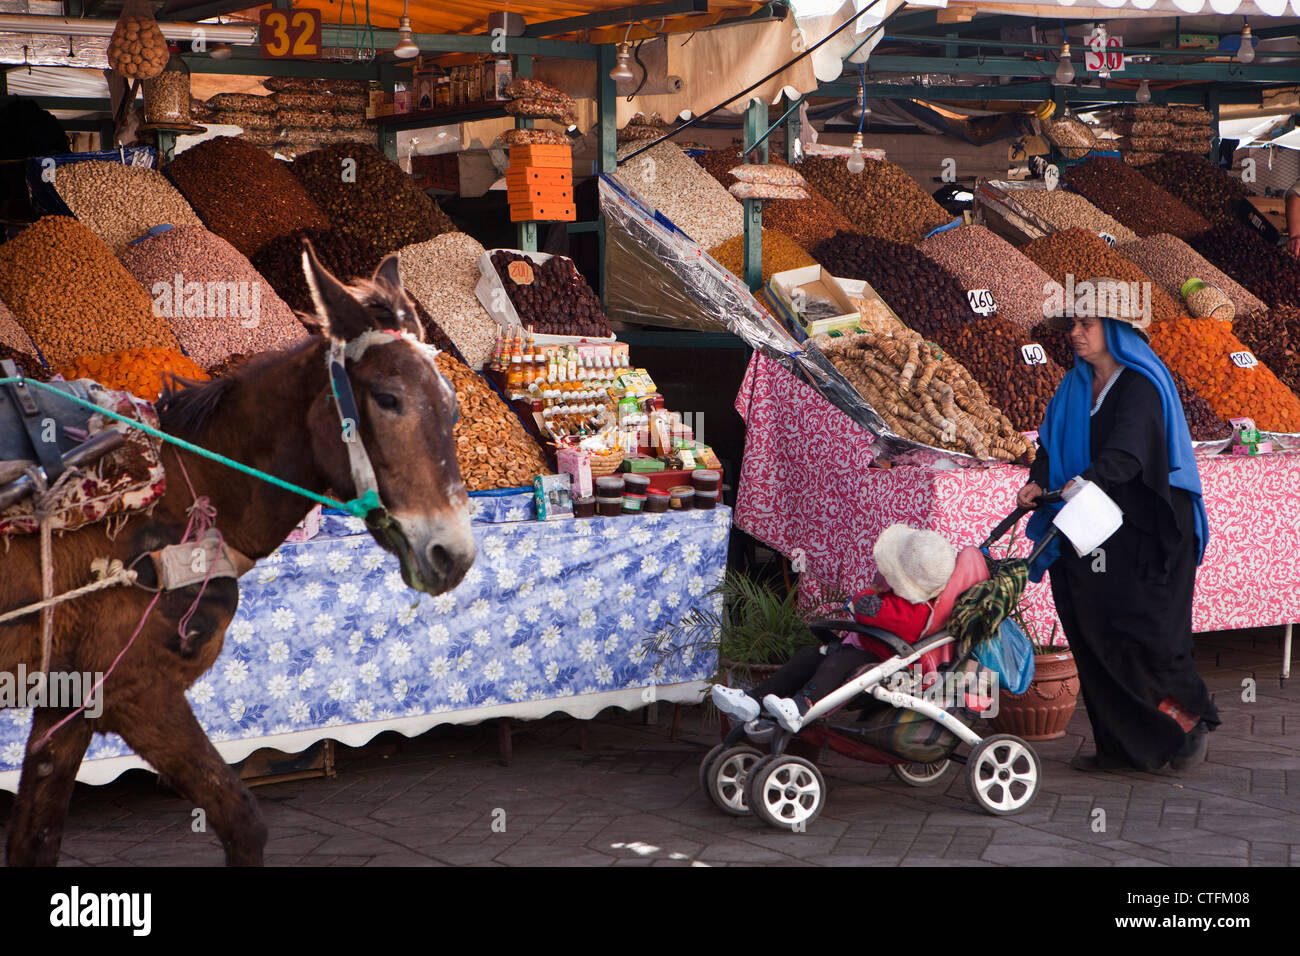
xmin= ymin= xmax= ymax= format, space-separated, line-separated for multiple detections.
xmin=973 ymin=616 xmax=1035 ymax=695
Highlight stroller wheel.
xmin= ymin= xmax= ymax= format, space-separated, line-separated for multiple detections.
xmin=699 ymin=744 xmax=728 ymax=796
xmin=747 ymin=755 xmax=826 ymax=831
xmin=890 ymin=759 xmax=955 ymax=788
xmin=966 ymin=734 xmax=1040 ymax=816
xmin=706 ymin=745 xmax=765 ymax=816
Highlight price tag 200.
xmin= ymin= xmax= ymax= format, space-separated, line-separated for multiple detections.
xmin=1021 ymin=343 xmax=1048 ymax=366
xmin=1230 ymin=351 xmax=1258 ymax=369
xmin=967 ymin=289 xmax=997 ymax=316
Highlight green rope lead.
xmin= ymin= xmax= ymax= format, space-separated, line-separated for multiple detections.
xmin=0 ymin=377 xmax=378 ymax=519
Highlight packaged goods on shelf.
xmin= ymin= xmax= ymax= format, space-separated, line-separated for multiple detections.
xmin=205 ymin=93 xmax=275 ymax=113
xmin=0 ymin=216 xmax=179 ymax=366
xmin=1063 ymin=157 xmax=1211 ymax=239
xmin=121 ymin=225 xmax=307 ymax=369
xmin=797 ymin=156 xmax=951 ymax=244
xmin=49 ymin=159 xmax=203 ymax=254
xmin=167 ymin=135 xmax=329 ymax=258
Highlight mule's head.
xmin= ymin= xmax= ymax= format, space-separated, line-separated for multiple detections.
xmin=301 ymin=240 xmax=473 ymax=595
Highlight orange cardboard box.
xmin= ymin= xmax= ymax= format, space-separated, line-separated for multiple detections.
xmin=506 ymin=166 xmax=573 ymax=187
xmin=510 ymin=201 xmax=577 ymax=222
xmin=508 ymin=183 xmax=574 ymax=204
xmin=508 ymin=144 xmax=571 ymax=168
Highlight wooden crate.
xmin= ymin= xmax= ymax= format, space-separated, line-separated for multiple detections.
xmin=237 ymin=740 xmax=335 ymax=788
xmin=510 ymin=201 xmax=576 ymax=222
xmin=508 ymin=144 xmax=571 ymax=168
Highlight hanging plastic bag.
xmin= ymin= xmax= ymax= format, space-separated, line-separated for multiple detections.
xmin=973 ymin=616 xmax=1035 ymax=695
xmin=108 ymin=0 xmax=169 ymax=81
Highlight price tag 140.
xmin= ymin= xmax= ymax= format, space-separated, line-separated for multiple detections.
xmin=1230 ymin=350 xmax=1258 ymax=369
xmin=1021 ymin=343 xmax=1048 ymax=366
xmin=967 ymin=289 xmax=997 ymax=316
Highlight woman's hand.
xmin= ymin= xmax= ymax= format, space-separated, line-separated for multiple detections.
xmin=1017 ymin=482 xmax=1044 ymax=509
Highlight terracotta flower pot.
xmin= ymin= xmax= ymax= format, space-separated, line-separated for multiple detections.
xmin=989 ymin=649 xmax=1079 ymax=741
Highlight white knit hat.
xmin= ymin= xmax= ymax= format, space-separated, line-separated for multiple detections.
xmin=872 ymin=524 xmax=957 ymax=604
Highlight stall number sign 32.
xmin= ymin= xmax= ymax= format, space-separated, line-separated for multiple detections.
xmin=967 ymin=289 xmax=997 ymax=316
xmin=260 ymin=8 xmax=322 ymax=59
xmin=1231 ymin=350 xmax=1258 ymax=369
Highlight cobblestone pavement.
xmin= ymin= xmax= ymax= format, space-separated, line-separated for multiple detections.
xmin=1 ymin=628 xmax=1294 ymax=867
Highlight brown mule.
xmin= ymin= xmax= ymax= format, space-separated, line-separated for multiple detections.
xmin=0 ymin=243 xmax=473 ymax=866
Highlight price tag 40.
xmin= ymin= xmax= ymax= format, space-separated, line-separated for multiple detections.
xmin=1021 ymin=343 xmax=1048 ymax=366
xmin=1230 ymin=350 xmax=1258 ymax=369
xmin=967 ymin=289 xmax=997 ymax=316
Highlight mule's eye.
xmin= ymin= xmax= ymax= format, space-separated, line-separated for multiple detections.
xmin=371 ymin=389 xmax=400 ymax=411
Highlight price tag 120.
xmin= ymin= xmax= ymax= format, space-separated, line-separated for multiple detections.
xmin=967 ymin=289 xmax=997 ymax=316
xmin=1021 ymin=343 xmax=1048 ymax=366
xmin=1230 ymin=351 xmax=1258 ymax=369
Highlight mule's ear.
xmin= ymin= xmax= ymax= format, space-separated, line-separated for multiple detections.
xmin=302 ymin=238 xmax=375 ymax=342
xmin=372 ymin=252 xmax=402 ymax=293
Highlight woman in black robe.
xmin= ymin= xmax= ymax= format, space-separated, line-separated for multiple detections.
xmin=1018 ymin=309 xmax=1220 ymax=772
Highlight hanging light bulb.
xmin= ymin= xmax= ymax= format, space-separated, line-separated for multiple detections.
xmin=847 ymin=132 xmax=866 ymax=174
xmin=1054 ymin=42 xmax=1075 ymax=85
xmin=393 ymin=0 xmax=419 ymax=60
xmin=609 ymin=42 xmax=635 ymax=82
xmin=1237 ymin=20 xmax=1255 ymax=63
xmin=846 ymin=69 xmax=866 ymax=174
xmin=1135 ymin=79 xmax=1151 ymax=103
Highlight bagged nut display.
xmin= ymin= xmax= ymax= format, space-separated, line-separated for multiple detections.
xmin=107 ymin=0 xmax=168 ymax=80
xmin=0 ymin=216 xmax=179 ymax=366
xmin=797 ymin=156 xmax=951 ymax=244
xmin=503 ymin=77 xmax=577 ymax=126
xmin=277 ymin=109 xmax=336 ymax=130
xmin=119 ymin=225 xmax=307 ymax=369
xmin=206 ymin=93 xmax=276 ymax=113
xmin=273 ymin=92 xmax=338 ymax=111
xmin=728 ymin=182 xmax=808 ymax=201
xmin=500 ymin=129 xmax=571 ymax=147
xmin=398 ymin=232 xmax=500 ymax=369
xmin=435 ymin=351 xmax=551 ymax=491
xmin=615 ymin=142 xmax=743 ymax=251
xmin=51 ymin=159 xmax=204 ymax=254
xmin=728 ymin=165 xmax=809 ymax=188
xmin=166 ymin=135 xmax=330 ymax=258
xmin=209 ymin=110 xmax=278 ymax=130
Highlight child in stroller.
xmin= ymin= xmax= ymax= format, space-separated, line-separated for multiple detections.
xmin=712 ymin=524 xmax=990 ymax=733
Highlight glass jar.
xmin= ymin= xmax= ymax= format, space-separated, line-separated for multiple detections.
xmin=143 ymin=45 xmax=192 ymax=126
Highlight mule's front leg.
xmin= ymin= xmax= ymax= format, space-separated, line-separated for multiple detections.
xmin=5 ymin=709 xmax=93 ymax=867
xmin=114 ymin=695 xmax=267 ymax=866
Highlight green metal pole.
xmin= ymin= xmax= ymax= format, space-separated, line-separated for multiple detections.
xmin=784 ymin=95 xmax=801 ymax=164
xmin=514 ymin=53 xmax=537 ymax=253
xmin=155 ymin=130 xmax=178 ymax=164
xmin=596 ymin=43 xmax=618 ymax=306
xmin=742 ymin=99 xmax=766 ymax=293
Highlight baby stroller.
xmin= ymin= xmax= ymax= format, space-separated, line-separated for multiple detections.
xmin=700 ymin=491 xmax=1065 ymax=830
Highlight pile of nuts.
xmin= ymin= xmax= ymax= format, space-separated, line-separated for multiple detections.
xmin=435 ymin=351 xmax=551 ymax=491
xmin=50 ymin=159 xmax=203 ymax=254
xmin=490 ymin=251 xmax=611 ymax=338
xmin=119 ymin=225 xmax=306 ymax=369
xmin=1008 ymin=188 xmax=1138 ymax=244
xmin=251 ymin=227 xmax=382 ymax=317
xmin=1188 ymin=224 xmax=1300 ymax=310
xmin=818 ymin=328 xmax=1031 ymax=461
xmin=166 ymin=136 xmax=329 ymax=258
xmin=398 ymin=232 xmax=500 ymax=369
xmin=1136 ymin=155 xmax=1250 ymax=228
xmin=811 ymin=232 xmax=973 ymax=340
xmin=1117 ymin=234 xmax=1267 ymax=320
xmin=919 ymin=224 xmax=1061 ymax=334
xmin=107 ymin=12 xmax=168 ymax=79
xmin=797 ymin=157 xmax=950 ymax=244
xmin=0 ymin=296 xmax=41 ymax=367
xmin=0 ymin=216 xmax=178 ymax=366
xmin=1064 ymin=157 xmax=1210 ymax=239
xmin=694 ymin=149 xmax=855 ymax=251
xmin=615 ymin=142 xmax=743 ymax=251
xmin=57 ymin=347 xmax=208 ymax=402
xmin=707 ymin=229 xmax=815 ymax=286
xmin=291 ymin=144 xmax=457 ymax=257
xmin=504 ymin=78 xmax=577 ymax=127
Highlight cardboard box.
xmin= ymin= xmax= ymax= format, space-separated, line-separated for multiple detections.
xmin=533 ymin=473 xmax=573 ymax=520
xmin=770 ymin=266 xmax=860 ymax=337
xmin=507 ymin=166 xmax=572 ymax=187
xmin=508 ymin=144 xmax=571 ymax=168
xmin=556 ymin=446 xmax=592 ymax=499
xmin=507 ymin=183 xmax=574 ymax=204
xmin=509 ymin=201 xmax=576 ymax=222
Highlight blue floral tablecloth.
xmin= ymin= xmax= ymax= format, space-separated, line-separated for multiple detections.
xmin=0 ymin=507 xmax=730 ymax=787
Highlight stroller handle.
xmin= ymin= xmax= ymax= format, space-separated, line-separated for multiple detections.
xmin=980 ymin=488 xmax=1064 ymax=553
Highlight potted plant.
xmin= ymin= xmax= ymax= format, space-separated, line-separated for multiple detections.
xmin=988 ymin=602 xmax=1080 ymax=741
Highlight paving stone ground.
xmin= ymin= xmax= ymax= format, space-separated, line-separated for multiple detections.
xmin=1 ymin=627 xmax=1294 ymax=867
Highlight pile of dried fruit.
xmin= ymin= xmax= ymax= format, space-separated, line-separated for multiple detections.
xmin=435 ymin=351 xmax=550 ymax=491
xmin=919 ymin=225 xmax=1059 ymax=334
xmin=1117 ymin=233 xmax=1267 ymax=320
xmin=251 ymin=227 xmax=381 ymax=317
xmin=818 ymin=328 xmax=1031 ymax=461
xmin=1136 ymin=155 xmax=1251 ymax=228
xmin=291 ymin=144 xmax=457 ymax=257
xmin=51 ymin=160 xmax=203 ymax=254
xmin=490 ymin=251 xmax=611 ymax=338
xmin=57 ymin=346 xmax=208 ymax=401
xmin=1230 ymin=306 xmax=1300 ymax=396
xmin=167 ymin=136 xmax=329 ymax=258
xmin=119 ymin=225 xmax=306 ymax=369
xmin=1064 ymin=157 xmax=1210 ymax=239
xmin=694 ymin=149 xmax=855 ymax=251
xmin=398 ymin=232 xmax=500 ymax=369
xmin=706 ymin=229 xmax=815 ymax=286
xmin=1188 ymin=224 xmax=1300 ymax=310
xmin=0 ymin=217 xmax=178 ymax=366
xmin=940 ymin=315 xmax=1065 ymax=432
xmin=614 ymin=142 xmax=743 ymax=250
xmin=797 ymin=157 xmax=950 ymax=244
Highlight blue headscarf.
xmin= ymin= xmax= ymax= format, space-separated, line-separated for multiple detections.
xmin=1026 ymin=317 xmax=1208 ymax=582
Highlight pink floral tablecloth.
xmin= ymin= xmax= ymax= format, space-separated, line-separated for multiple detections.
xmin=734 ymin=352 xmax=1300 ymax=639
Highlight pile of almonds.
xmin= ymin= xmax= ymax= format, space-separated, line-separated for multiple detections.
xmin=435 ymin=351 xmax=550 ymax=491
xmin=52 ymin=160 xmax=203 ymax=254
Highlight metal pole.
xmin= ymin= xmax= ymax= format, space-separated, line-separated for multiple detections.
xmin=742 ymin=99 xmax=765 ymax=293
xmin=784 ymin=94 xmax=801 ymax=164
xmin=514 ymin=53 xmax=537 ymax=253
